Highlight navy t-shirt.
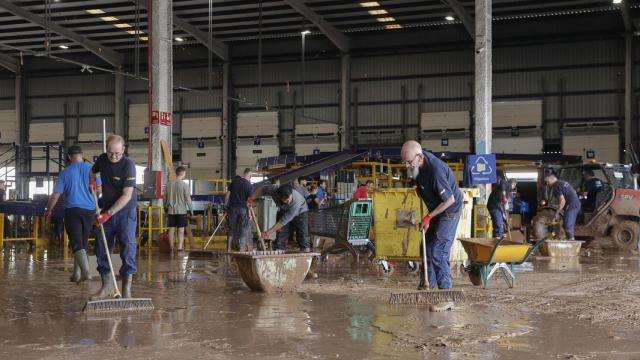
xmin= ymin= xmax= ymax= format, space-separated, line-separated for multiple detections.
xmin=227 ymin=176 xmax=253 ymax=208
xmin=487 ymin=179 xmax=509 ymax=210
xmin=415 ymin=151 xmax=462 ymax=215
xmin=91 ymin=154 xmax=137 ymax=211
xmin=552 ymin=180 xmax=580 ymax=209
xmin=584 ymin=177 xmax=603 ymax=204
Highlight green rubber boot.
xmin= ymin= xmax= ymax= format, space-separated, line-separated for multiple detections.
xmin=122 ymin=274 xmax=133 ymax=298
xmin=69 ymin=258 xmax=81 ymax=283
xmin=90 ymin=273 xmax=114 ymax=301
xmin=74 ymin=249 xmax=92 ymax=283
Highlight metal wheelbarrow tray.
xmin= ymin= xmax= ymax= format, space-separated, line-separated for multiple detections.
xmin=459 ymin=237 xmax=545 ymax=289
xmin=231 ymin=251 xmax=320 ymax=292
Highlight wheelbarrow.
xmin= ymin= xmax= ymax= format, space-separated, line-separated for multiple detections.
xmin=459 ymin=237 xmax=545 ymax=289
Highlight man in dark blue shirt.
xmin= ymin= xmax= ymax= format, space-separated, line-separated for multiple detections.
xmin=224 ymin=168 xmax=254 ymax=251
xmin=487 ymin=173 xmax=517 ymax=238
xmin=581 ymin=169 xmax=603 ymax=211
xmin=401 ymin=140 xmax=462 ymax=290
xmin=545 ymin=169 xmax=581 ymax=240
xmin=90 ymin=135 xmax=138 ymax=299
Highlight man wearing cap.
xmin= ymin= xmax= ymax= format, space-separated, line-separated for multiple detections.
xmin=90 ymin=135 xmax=138 ymax=299
xmin=44 ymin=145 xmax=96 ymax=284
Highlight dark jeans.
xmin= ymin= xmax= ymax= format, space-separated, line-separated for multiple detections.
xmin=275 ymin=211 xmax=310 ymax=251
xmin=228 ymin=206 xmax=251 ymax=251
xmin=422 ymin=210 xmax=460 ymax=289
xmin=488 ymin=207 xmax=504 ymax=238
xmin=64 ymin=207 xmax=94 ymax=253
xmin=563 ymin=204 xmax=581 ymax=240
xmin=95 ymin=206 xmax=137 ymax=276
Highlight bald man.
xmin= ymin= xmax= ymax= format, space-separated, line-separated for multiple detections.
xmin=401 ymin=140 xmax=462 ymax=290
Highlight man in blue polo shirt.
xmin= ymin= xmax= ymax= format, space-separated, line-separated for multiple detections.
xmin=90 ymin=135 xmax=138 ymax=299
xmin=401 ymin=140 xmax=462 ymax=290
xmin=44 ymin=145 xmax=97 ymax=284
xmin=544 ymin=169 xmax=581 ymax=240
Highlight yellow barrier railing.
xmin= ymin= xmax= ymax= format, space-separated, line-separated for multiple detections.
xmin=473 ymin=204 xmax=492 ymax=239
xmin=196 ymin=178 xmax=230 ymax=195
xmin=0 ymin=213 xmax=47 ymax=248
xmin=137 ymin=205 xmax=164 ymax=249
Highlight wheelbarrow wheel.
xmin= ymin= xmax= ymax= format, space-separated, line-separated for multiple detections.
xmin=467 ymin=265 xmax=483 ymax=286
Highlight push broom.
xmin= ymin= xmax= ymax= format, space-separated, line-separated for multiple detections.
xmin=83 ymin=189 xmax=154 ymax=313
xmin=389 ymin=204 xmax=465 ymax=305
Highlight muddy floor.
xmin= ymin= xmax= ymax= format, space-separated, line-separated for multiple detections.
xmin=0 ymin=246 xmax=639 ymax=359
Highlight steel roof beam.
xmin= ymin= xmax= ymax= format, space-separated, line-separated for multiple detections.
xmin=442 ymin=0 xmax=475 ymax=38
xmin=0 ymin=0 xmax=123 ymax=67
xmin=281 ymin=0 xmax=350 ymax=53
xmin=133 ymin=0 xmax=228 ymax=61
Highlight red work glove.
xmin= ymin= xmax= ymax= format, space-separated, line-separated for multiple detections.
xmin=96 ymin=212 xmax=111 ymax=225
xmin=421 ymin=215 xmax=432 ymax=232
xmin=89 ymin=178 xmax=97 ymax=193
xmin=44 ymin=209 xmax=51 ymax=218
xmin=502 ymin=193 xmax=508 ymax=205
xmin=247 ymin=197 xmax=254 ymax=205
xmin=261 ymin=232 xmax=269 ymax=239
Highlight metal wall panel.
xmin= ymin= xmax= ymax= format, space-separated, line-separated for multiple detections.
xmin=28 ymin=73 xmax=114 ymax=96
xmin=233 ymin=59 xmax=340 ymax=85
xmin=0 ymin=79 xmax=14 ymax=98
xmin=564 ymin=94 xmax=620 ymax=119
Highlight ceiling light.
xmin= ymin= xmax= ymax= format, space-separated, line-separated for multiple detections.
xmin=126 ymin=30 xmax=144 ymax=35
xmin=140 ymin=36 xmax=148 ymax=41
xmin=301 ymin=30 xmax=311 ymax=35
xmin=113 ymin=23 xmax=132 ymax=29
xmin=100 ymin=16 xmax=119 ymax=22
xmin=368 ymin=9 xmax=388 ymax=15
xmin=175 ymin=37 xmax=184 ymax=42
xmin=360 ymin=2 xmax=380 ymax=7
xmin=445 ymin=15 xmax=455 ymax=21
xmin=86 ymin=9 xmax=105 ymax=15
xmin=384 ymin=24 xmax=402 ymax=29
xmin=376 ymin=17 xmax=396 ymax=22
xmin=613 ymin=0 xmax=623 ymax=4
xmin=58 ymin=45 xmax=69 ymax=49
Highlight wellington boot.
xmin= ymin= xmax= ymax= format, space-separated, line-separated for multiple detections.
xmin=74 ymin=249 xmax=92 ymax=283
xmin=122 ymin=274 xmax=133 ymax=298
xmin=69 ymin=258 xmax=81 ymax=283
xmin=90 ymin=273 xmax=114 ymax=301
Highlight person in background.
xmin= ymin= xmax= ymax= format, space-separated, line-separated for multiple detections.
xmin=165 ymin=166 xmax=193 ymax=252
xmin=307 ymin=185 xmax=319 ymax=210
xmin=315 ymin=180 xmax=328 ymax=209
xmin=224 ymin=168 xmax=253 ymax=251
xmin=296 ymin=176 xmax=310 ymax=199
xmin=544 ymin=169 xmax=581 ymax=241
xmin=487 ymin=172 xmax=511 ymax=239
xmin=581 ymin=169 xmax=603 ymax=212
xmin=44 ymin=145 xmax=95 ymax=284
xmin=252 ymin=184 xmax=310 ymax=252
xmin=353 ymin=180 xmax=374 ymax=200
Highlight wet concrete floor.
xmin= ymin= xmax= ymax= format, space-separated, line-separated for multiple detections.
xmin=0 ymin=247 xmax=639 ymax=359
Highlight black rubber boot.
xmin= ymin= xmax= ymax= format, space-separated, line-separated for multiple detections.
xmin=90 ymin=273 xmax=114 ymax=301
xmin=75 ymin=249 xmax=92 ymax=283
xmin=69 ymin=258 xmax=81 ymax=283
xmin=122 ymin=274 xmax=133 ymax=298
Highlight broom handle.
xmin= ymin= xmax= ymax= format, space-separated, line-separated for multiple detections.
xmin=248 ymin=207 xmax=267 ymax=251
xmin=203 ymin=213 xmax=226 ymax=250
xmin=421 ymin=228 xmax=429 ymax=288
xmin=91 ymin=189 xmax=121 ymax=298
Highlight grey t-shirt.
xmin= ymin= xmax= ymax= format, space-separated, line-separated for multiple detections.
xmin=166 ymin=179 xmax=191 ymax=215
xmin=263 ymin=185 xmax=309 ymax=226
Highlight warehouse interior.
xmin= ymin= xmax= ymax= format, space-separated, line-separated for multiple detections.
xmin=0 ymin=0 xmax=640 ymax=358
